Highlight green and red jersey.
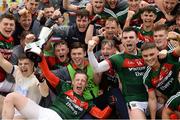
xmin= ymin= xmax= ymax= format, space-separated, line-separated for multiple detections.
xmin=165 ymin=92 xmax=180 ymax=112
xmin=133 ymin=25 xmax=154 ymax=43
xmin=50 ymin=81 xmax=94 ymax=119
xmin=39 ymin=56 xmax=112 ymax=119
xmin=107 ymin=51 xmax=148 ymax=102
xmin=0 ymin=33 xmax=14 ymax=81
xmin=143 ymin=51 xmax=180 ymax=98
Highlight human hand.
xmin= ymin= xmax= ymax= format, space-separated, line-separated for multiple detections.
xmin=37 ymin=10 xmax=44 ymax=20
xmin=108 ymin=95 xmax=117 ymax=108
xmin=18 ymin=7 xmax=29 ymax=16
xmin=158 ymin=50 xmax=168 ymax=59
xmin=52 ymin=9 xmax=61 ymax=20
xmin=88 ymin=40 xmax=97 ymax=52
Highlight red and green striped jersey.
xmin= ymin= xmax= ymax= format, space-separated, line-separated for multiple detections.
xmin=143 ymin=52 xmax=180 ymax=98
xmin=107 ymin=51 xmax=148 ymax=102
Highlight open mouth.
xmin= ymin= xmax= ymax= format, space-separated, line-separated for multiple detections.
xmin=5 ymin=30 xmax=12 ymax=35
xmin=76 ymin=86 xmax=82 ymax=91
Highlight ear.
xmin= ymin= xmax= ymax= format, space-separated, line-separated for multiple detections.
xmin=153 ymin=14 xmax=157 ymax=21
xmin=84 ymin=51 xmax=86 ymax=57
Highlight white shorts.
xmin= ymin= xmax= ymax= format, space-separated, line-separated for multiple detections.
xmin=20 ymin=98 xmax=62 ymax=120
xmin=127 ymin=101 xmax=148 ymax=113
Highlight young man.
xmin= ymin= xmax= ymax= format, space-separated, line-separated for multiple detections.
xmin=85 ymin=17 xmax=122 ymax=51
xmin=125 ymin=5 xmax=157 ymax=47
xmin=45 ymin=40 xmax=70 ymax=70
xmin=0 ymin=14 xmax=15 ymax=90
xmin=0 ymin=53 xmax=49 ymax=119
xmin=153 ymin=25 xmax=175 ymax=51
xmin=88 ymin=27 xmax=148 ymax=119
xmin=53 ymin=42 xmax=99 ymax=101
xmin=2 ymin=56 xmax=115 ymax=119
xmin=45 ymin=9 xmax=94 ymax=46
xmin=141 ymin=42 xmax=180 ymax=119
xmin=93 ymin=40 xmax=129 ymax=119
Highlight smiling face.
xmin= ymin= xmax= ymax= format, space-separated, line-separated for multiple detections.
xmin=154 ymin=30 xmax=168 ymax=50
xmin=44 ymin=7 xmax=55 ymax=19
xmin=26 ymin=0 xmax=39 ymax=14
xmin=18 ymin=58 xmax=34 ymax=77
xmin=76 ymin=16 xmax=89 ymax=32
xmin=142 ymin=48 xmax=159 ymax=68
xmin=54 ymin=44 xmax=69 ymax=63
xmin=70 ymin=48 xmax=86 ymax=67
xmin=72 ymin=73 xmax=87 ymax=95
xmin=128 ymin=0 xmax=141 ymax=11
xmin=92 ymin=0 xmax=105 ymax=14
xmin=121 ymin=30 xmax=137 ymax=54
xmin=0 ymin=18 xmax=15 ymax=38
xmin=106 ymin=0 xmax=118 ymax=9
xmin=163 ymin=0 xmax=178 ymax=14
xmin=141 ymin=11 xmax=156 ymax=27
xmin=19 ymin=14 xmax=32 ymax=31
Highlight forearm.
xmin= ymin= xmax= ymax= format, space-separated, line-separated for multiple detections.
xmin=38 ymin=80 xmax=49 ymax=97
xmin=149 ymin=98 xmax=157 ymax=119
xmin=88 ymin=52 xmax=110 ymax=73
xmin=39 ymin=56 xmax=59 ymax=88
xmin=63 ymin=0 xmax=78 ymax=11
xmin=85 ymin=24 xmax=94 ymax=44
xmin=0 ymin=58 xmax=13 ymax=74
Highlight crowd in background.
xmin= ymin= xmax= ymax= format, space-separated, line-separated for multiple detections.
xmin=0 ymin=0 xmax=180 ymax=119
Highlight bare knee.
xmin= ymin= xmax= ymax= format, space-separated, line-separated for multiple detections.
xmin=3 ymin=92 xmax=21 ymax=106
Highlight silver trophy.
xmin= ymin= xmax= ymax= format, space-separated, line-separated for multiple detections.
xmin=24 ymin=27 xmax=53 ymax=63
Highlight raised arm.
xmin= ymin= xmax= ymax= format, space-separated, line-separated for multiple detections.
xmin=63 ymin=0 xmax=79 ymax=11
xmin=38 ymin=55 xmax=60 ymax=88
xmin=0 ymin=52 xmax=13 ymax=74
xmin=87 ymin=40 xmax=110 ymax=73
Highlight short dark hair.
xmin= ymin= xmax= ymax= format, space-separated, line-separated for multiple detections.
xmin=123 ymin=26 xmax=137 ymax=35
xmin=141 ymin=5 xmax=157 ymax=15
xmin=70 ymin=42 xmax=86 ymax=52
xmin=106 ymin=17 xmax=119 ymax=26
xmin=20 ymin=31 xmax=32 ymax=41
xmin=53 ymin=40 xmax=68 ymax=49
xmin=74 ymin=69 xmax=88 ymax=80
xmin=19 ymin=53 xmax=31 ymax=61
xmin=154 ymin=25 xmax=168 ymax=33
xmin=141 ymin=42 xmax=156 ymax=51
xmin=76 ymin=9 xmax=90 ymax=18
xmin=0 ymin=14 xmax=15 ymax=22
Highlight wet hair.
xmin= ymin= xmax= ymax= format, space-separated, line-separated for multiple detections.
xmin=0 ymin=14 xmax=15 ymax=22
xmin=141 ymin=42 xmax=156 ymax=51
xmin=70 ymin=42 xmax=86 ymax=52
xmin=141 ymin=5 xmax=157 ymax=15
xmin=106 ymin=17 xmax=119 ymax=26
xmin=76 ymin=9 xmax=90 ymax=18
xmin=154 ymin=24 xmax=168 ymax=32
